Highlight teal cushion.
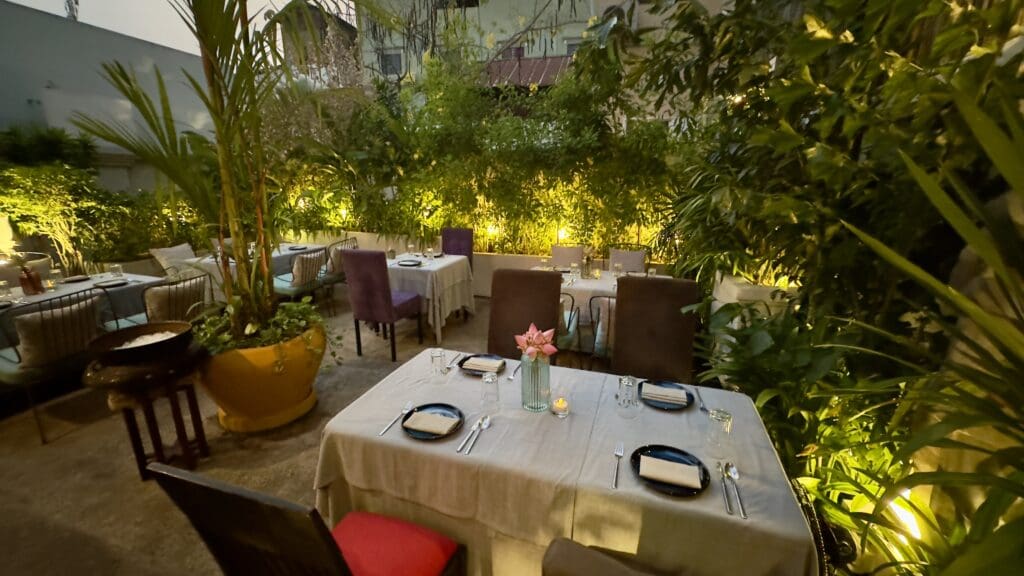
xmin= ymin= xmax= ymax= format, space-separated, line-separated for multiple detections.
xmin=273 ymin=276 xmax=321 ymax=298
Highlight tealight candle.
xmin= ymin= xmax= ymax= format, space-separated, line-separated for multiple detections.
xmin=552 ymin=396 xmax=570 ymax=418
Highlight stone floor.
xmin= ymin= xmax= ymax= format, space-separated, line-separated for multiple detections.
xmin=0 ymin=293 xmax=593 ymax=575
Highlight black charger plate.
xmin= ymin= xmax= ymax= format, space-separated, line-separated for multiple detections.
xmin=397 ymin=259 xmax=422 ymax=267
xmin=288 ymin=245 xmax=307 ymax=251
xmin=638 ymin=380 xmax=694 ymax=411
xmin=94 ymin=279 xmax=129 ymax=288
xmin=630 ymin=444 xmax=710 ymax=497
xmin=61 ymin=275 xmax=91 ymax=283
xmin=401 ymin=403 xmax=464 ymax=440
xmin=457 ymin=353 xmax=506 ymax=376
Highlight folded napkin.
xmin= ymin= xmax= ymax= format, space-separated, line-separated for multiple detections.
xmin=641 ymin=383 xmax=688 ymax=405
xmin=639 ymin=455 xmax=702 ymax=489
xmin=462 ymin=356 xmax=505 ymax=373
xmin=402 ymin=412 xmax=460 ymax=435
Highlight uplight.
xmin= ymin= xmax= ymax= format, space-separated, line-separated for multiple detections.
xmin=889 ymin=490 xmax=921 ymax=541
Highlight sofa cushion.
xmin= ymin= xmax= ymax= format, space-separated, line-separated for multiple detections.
xmin=15 ymin=297 xmax=100 ymax=368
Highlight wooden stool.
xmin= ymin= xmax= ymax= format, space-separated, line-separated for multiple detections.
xmin=83 ymin=343 xmax=209 ymax=481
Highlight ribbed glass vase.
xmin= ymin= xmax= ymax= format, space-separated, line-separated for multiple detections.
xmin=520 ymin=354 xmax=551 ymax=412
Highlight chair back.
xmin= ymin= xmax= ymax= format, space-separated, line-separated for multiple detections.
xmin=550 ymin=245 xmax=584 ymax=268
xmin=488 ymin=269 xmax=562 ymax=359
xmin=341 ymin=249 xmax=397 ymax=324
xmin=589 ymin=295 xmax=616 ymax=359
xmin=0 ymin=288 xmax=104 ymax=367
xmin=608 ymin=246 xmax=647 ymax=273
xmin=147 ymin=463 xmax=350 ymax=576
xmin=144 ymin=273 xmax=210 ymax=322
xmin=149 ymin=243 xmax=196 ymax=274
xmin=0 ymin=253 xmax=52 ymax=285
xmin=327 ymin=237 xmax=359 ymax=277
xmin=612 ymin=276 xmax=699 ymax=382
xmin=291 ymin=248 xmax=328 ymax=288
xmin=441 ymin=228 xmax=474 ymax=268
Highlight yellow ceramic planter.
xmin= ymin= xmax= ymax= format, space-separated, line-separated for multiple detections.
xmin=200 ymin=326 xmax=325 ymax=432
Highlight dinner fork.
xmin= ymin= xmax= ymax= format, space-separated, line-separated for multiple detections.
xmin=379 ymin=401 xmax=413 ymax=436
xmin=693 ymin=386 xmax=709 ymax=414
xmin=612 ymin=442 xmax=624 ymax=489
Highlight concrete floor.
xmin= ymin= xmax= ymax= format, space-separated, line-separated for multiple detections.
xmin=0 ymin=293 xmax=577 ymax=575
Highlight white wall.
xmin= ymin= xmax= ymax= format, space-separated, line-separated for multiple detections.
xmin=0 ymin=0 xmax=209 ymax=190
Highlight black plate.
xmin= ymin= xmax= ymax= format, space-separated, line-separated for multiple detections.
xmin=94 ymin=279 xmax=129 ymax=288
xmin=0 ymin=300 xmax=12 ymax=309
xmin=630 ymin=445 xmax=710 ymax=497
xmin=401 ymin=403 xmax=464 ymax=440
xmin=638 ymin=380 xmax=694 ymax=411
xmin=420 ymin=252 xmax=444 ymax=259
xmin=288 ymin=245 xmax=307 ymax=251
xmin=457 ymin=353 xmax=506 ymax=376
xmin=397 ymin=259 xmax=422 ymax=267
xmin=61 ymin=275 xmax=91 ymax=283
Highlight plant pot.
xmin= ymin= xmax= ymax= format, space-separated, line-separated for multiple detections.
xmin=200 ymin=326 xmax=325 ymax=432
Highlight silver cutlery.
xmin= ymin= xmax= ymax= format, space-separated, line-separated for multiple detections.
xmin=725 ymin=462 xmax=748 ymax=519
xmin=457 ymin=416 xmax=484 ymax=453
xmin=379 ymin=401 xmax=414 ymax=436
xmin=446 ymin=352 xmax=464 ymax=371
xmin=718 ymin=461 xmax=733 ymax=515
xmin=464 ymin=415 xmax=491 ymax=455
xmin=693 ymin=386 xmax=709 ymax=413
xmin=612 ymin=442 xmax=624 ymax=489
xmin=507 ymin=362 xmax=522 ymax=381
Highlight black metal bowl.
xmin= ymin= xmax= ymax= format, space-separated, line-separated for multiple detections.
xmin=90 ymin=321 xmax=193 ymax=365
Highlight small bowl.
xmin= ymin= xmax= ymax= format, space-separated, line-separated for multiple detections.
xmin=90 ymin=321 xmax=193 ymax=365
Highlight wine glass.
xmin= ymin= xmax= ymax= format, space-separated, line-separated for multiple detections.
xmin=540 ymin=257 xmax=550 ymax=270
xmin=426 ymin=246 xmax=435 ymax=260
xmin=0 ymin=280 xmax=11 ymax=300
xmin=613 ymin=263 xmax=624 ymax=278
xmin=407 ymin=243 xmax=416 ymax=258
xmin=569 ymin=262 xmax=580 ymax=282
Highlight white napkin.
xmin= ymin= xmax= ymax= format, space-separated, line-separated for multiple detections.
xmin=641 ymin=383 xmax=688 ymax=405
xmin=403 ymin=412 xmax=459 ymax=435
xmin=639 ymin=455 xmax=702 ymax=488
xmin=462 ymin=357 xmax=505 ymax=372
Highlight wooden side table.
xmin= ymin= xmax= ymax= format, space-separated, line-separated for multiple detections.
xmin=83 ymin=343 xmax=210 ymax=480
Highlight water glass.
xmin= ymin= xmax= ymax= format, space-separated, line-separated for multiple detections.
xmin=615 ymin=376 xmax=642 ymax=419
xmin=426 ymin=247 xmax=435 ymax=260
xmin=430 ymin=348 xmax=447 ymax=382
xmin=110 ymin=263 xmax=124 ymax=277
xmin=569 ymin=262 xmax=580 ymax=281
xmin=0 ymin=280 xmax=11 ymax=300
xmin=407 ymin=243 xmax=417 ymax=258
xmin=613 ymin=263 xmax=624 ymax=278
xmin=481 ymin=371 xmax=500 ymax=415
xmin=540 ymin=257 xmax=550 ymax=270
xmin=647 ymin=267 xmax=656 ymax=277
xmin=706 ymin=408 xmax=733 ymax=459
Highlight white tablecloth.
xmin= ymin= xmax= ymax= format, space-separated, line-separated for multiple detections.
xmin=388 ymin=254 xmax=474 ymax=344
xmin=184 ymin=243 xmax=324 ymax=301
xmin=314 ymin=350 xmax=818 ymax=576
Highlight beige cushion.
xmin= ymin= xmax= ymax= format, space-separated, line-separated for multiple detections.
xmin=149 ymin=243 xmax=195 ymax=273
xmin=551 ymin=245 xmax=584 ymax=268
xmin=291 ymin=252 xmax=326 ymax=287
xmin=145 ymin=279 xmax=206 ymax=322
xmin=609 ymin=248 xmax=646 ymax=273
xmin=15 ymin=297 xmax=100 ymax=367
xmin=329 ymin=245 xmax=344 ymax=275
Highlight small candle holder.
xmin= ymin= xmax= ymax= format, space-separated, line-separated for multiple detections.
xmin=550 ymin=382 xmax=572 ymax=418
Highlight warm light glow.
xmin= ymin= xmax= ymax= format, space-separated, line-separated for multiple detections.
xmin=341 ymin=208 xmax=349 ymax=219
xmin=486 ymin=224 xmax=498 ymax=237
xmin=554 ymin=397 xmax=568 ymax=410
xmin=557 ymin=228 xmax=568 ymax=241
xmin=890 ymin=490 xmax=922 ymax=541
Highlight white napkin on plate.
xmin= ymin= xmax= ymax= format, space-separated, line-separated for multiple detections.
xmin=641 ymin=383 xmax=688 ymax=405
xmin=462 ymin=357 xmax=505 ymax=372
xmin=639 ymin=455 xmax=702 ymax=488
xmin=403 ymin=412 xmax=459 ymax=435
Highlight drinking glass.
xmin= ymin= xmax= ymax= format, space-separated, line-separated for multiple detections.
xmin=540 ymin=257 xmax=550 ymax=270
xmin=613 ymin=263 xmax=624 ymax=278
xmin=430 ymin=348 xmax=447 ymax=382
xmin=615 ymin=376 xmax=642 ymax=419
xmin=647 ymin=267 xmax=656 ymax=277
xmin=426 ymin=247 xmax=434 ymax=260
xmin=0 ymin=280 xmax=11 ymax=300
xmin=706 ymin=408 xmax=733 ymax=459
xmin=569 ymin=262 xmax=580 ymax=281
xmin=407 ymin=243 xmax=417 ymax=258
xmin=481 ymin=371 xmax=500 ymax=415
xmin=110 ymin=264 xmax=124 ymax=277
xmin=46 ymin=267 xmax=63 ymax=291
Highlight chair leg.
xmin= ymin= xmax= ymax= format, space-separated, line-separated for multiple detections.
xmin=382 ymin=323 xmax=388 ymax=339
xmin=183 ymin=381 xmax=209 ymax=457
xmin=141 ymin=400 xmax=166 ymax=463
xmin=390 ymin=323 xmax=397 ymax=362
xmin=354 ymin=319 xmax=362 ymax=356
xmin=121 ymin=408 xmax=149 ymax=481
xmin=24 ymin=385 xmax=46 ymax=444
xmin=417 ymin=311 xmax=423 ymax=344
xmin=166 ymin=385 xmax=196 ymax=470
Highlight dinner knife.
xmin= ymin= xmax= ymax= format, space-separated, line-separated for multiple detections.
xmin=718 ymin=462 xmax=733 ymax=515
xmin=457 ymin=417 xmax=483 ymax=453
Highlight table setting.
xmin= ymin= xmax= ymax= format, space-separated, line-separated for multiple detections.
xmin=315 ymin=328 xmax=818 ymax=576
xmin=384 ymin=249 xmax=474 ymax=344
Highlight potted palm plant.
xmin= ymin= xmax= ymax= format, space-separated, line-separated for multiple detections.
xmin=75 ymin=0 xmax=328 ymax=432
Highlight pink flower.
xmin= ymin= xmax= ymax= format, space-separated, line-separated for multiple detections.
xmin=515 ymin=322 xmax=558 ymax=360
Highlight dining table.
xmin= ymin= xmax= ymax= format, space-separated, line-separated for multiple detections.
xmin=184 ymin=242 xmax=325 ymax=301
xmin=386 ymin=253 xmax=474 ymax=344
xmin=314 ymin=349 xmax=818 ymax=576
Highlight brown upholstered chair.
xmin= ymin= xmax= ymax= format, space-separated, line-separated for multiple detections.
xmin=488 ymin=269 xmax=562 ymax=360
xmin=611 ymin=276 xmax=699 ymax=382
xmin=542 ymin=538 xmax=684 ymax=576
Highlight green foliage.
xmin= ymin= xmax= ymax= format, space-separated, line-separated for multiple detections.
xmin=193 ymin=298 xmax=323 ymax=355
xmin=0 ymin=125 xmax=96 ymax=169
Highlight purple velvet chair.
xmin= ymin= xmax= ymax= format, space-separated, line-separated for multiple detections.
xmin=341 ymin=249 xmax=422 ymax=362
xmin=441 ymin=228 xmax=474 ymax=269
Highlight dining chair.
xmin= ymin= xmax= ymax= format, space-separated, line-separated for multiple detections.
xmin=322 ymin=238 xmax=360 ymax=312
xmin=557 ymin=293 xmax=580 ymax=352
xmin=147 ymin=463 xmax=466 ymax=576
xmin=542 ymin=538 xmax=674 ymax=576
xmin=588 ymin=295 xmax=616 ymax=370
xmin=149 ymin=243 xmax=196 ymax=275
xmin=441 ymin=228 xmax=474 ymax=269
xmin=341 ymin=249 xmax=423 ymax=362
xmin=612 ymin=276 xmax=699 ymax=382
xmin=274 ymin=248 xmax=328 ymax=303
xmin=608 ymin=244 xmax=648 ymax=273
xmin=488 ymin=269 xmax=562 ymax=361
xmin=550 ymin=245 xmax=584 ymax=269
xmin=106 ymin=273 xmax=211 ymax=330
xmin=0 ymin=288 xmax=106 ymax=443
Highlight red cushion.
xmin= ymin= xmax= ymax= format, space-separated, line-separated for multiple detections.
xmin=332 ymin=511 xmax=458 ymax=576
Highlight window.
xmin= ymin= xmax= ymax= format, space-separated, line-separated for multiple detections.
xmin=501 ymin=45 xmax=524 ymax=60
xmin=380 ymin=51 xmax=402 ymax=76
xmin=566 ymin=41 xmax=582 ymax=57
